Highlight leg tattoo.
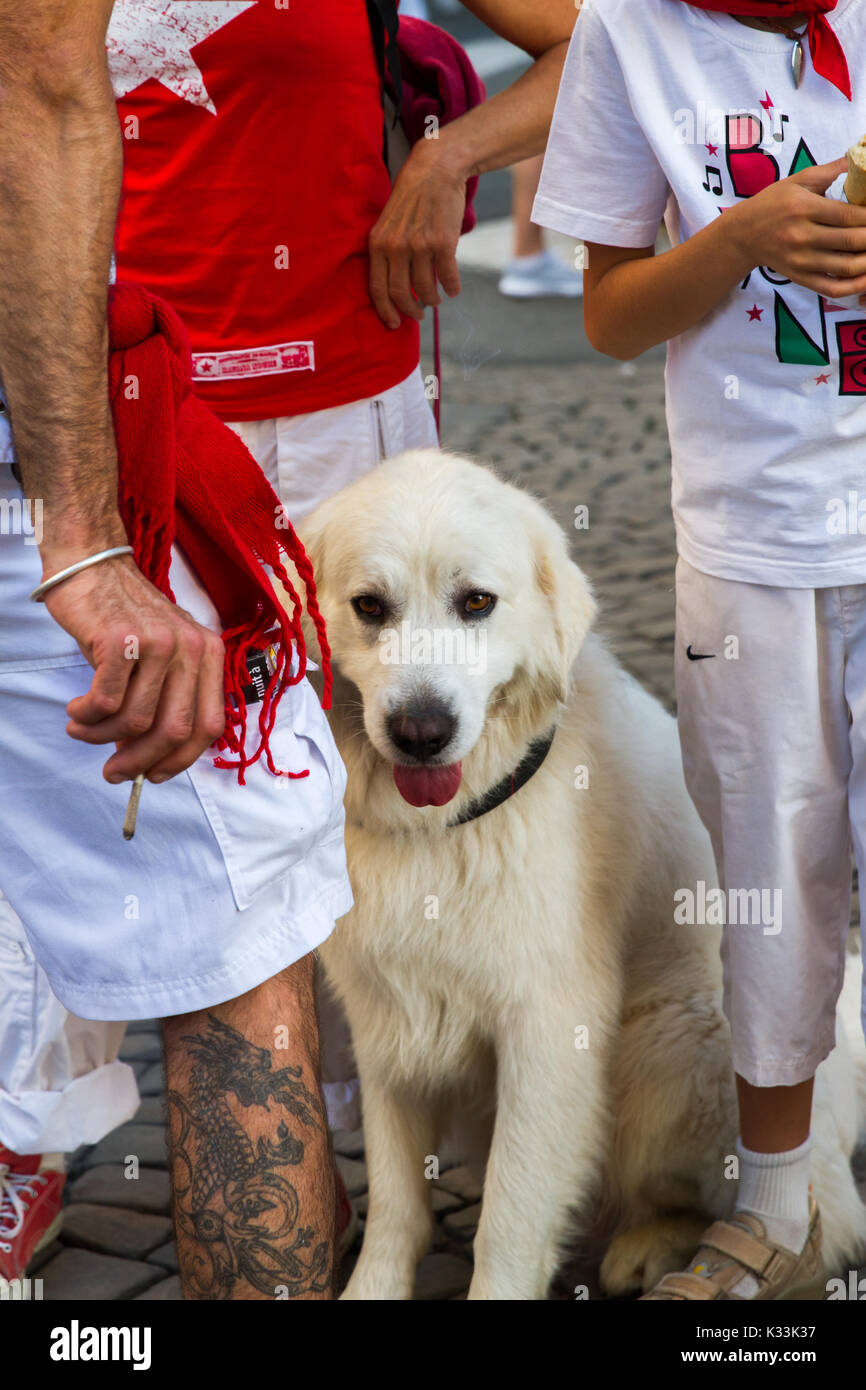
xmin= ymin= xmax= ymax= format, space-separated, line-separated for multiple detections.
xmin=167 ymin=1012 xmax=330 ymax=1299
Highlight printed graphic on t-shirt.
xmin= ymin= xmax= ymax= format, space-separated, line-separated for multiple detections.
xmin=701 ymin=92 xmax=866 ymax=391
xmin=108 ymin=0 xmax=257 ymax=112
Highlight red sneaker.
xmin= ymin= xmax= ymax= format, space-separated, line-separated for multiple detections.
xmin=0 ymin=1147 xmax=65 ymax=1281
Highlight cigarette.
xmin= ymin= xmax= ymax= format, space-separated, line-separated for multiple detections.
xmin=123 ymin=774 xmax=145 ymax=840
xmin=844 ymin=136 xmax=866 ymax=206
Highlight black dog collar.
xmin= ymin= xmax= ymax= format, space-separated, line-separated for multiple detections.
xmin=447 ymin=727 xmax=556 ymax=828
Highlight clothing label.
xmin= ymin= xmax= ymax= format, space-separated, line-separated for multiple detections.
xmin=192 ymin=341 xmax=316 ymax=382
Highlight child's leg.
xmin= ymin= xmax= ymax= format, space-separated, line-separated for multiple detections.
xmin=732 ymin=1076 xmax=815 ymax=1272
xmin=644 ymin=561 xmax=852 ymax=1299
xmin=736 ymin=1076 xmax=813 ymax=1153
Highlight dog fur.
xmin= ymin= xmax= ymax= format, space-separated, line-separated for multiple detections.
xmin=297 ymin=447 xmax=866 ymax=1300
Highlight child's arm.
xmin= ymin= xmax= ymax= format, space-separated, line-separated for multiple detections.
xmin=585 ymin=156 xmax=866 ymax=360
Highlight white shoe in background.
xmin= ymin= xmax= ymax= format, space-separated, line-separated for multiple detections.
xmin=498 ymin=249 xmax=584 ymax=300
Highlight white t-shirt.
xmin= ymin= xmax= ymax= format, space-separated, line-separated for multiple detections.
xmin=534 ymin=0 xmax=866 ymax=587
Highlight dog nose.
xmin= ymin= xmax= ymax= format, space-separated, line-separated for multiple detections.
xmin=387 ymin=705 xmax=456 ymax=760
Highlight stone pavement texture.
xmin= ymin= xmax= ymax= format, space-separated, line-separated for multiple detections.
xmin=32 ymin=274 xmax=866 ymax=1299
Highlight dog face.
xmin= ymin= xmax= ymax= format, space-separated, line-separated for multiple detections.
xmin=299 ymin=449 xmax=596 ymax=809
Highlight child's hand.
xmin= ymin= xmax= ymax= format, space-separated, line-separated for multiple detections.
xmin=730 ymin=157 xmax=866 ymax=299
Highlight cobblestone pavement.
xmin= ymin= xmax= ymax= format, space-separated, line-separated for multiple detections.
xmin=33 ymin=272 xmax=866 ymax=1300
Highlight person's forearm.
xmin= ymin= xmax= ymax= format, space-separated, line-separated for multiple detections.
xmin=0 ymin=2 xmax=125 ymax=570
xmin=430 ymin=39 xmax=570 ymax=182
xmin=587 ymin=207 xmax=757 ymax=360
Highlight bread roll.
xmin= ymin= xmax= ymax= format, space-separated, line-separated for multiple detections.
xmin=845 ymin=136 xmax=866 ymax=205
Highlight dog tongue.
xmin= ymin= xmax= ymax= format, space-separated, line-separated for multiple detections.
xmin=393 ymin=762 xmax=463 ymax=807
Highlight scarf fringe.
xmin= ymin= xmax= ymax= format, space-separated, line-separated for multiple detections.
xmin=112 ymin=310 xmax=333 ymax=785
xmin=209 ymin=508 xmax=333 ymax=784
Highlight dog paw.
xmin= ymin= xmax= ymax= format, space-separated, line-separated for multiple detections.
xmin=340 ymin=1263 xmax=414 ymax=1301
xmin=600 ymin=1216 xmax=708 ymax=1296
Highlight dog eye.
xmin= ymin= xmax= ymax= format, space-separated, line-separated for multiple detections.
xmin=352 ymin=595 xmax=385 ymax=620
xmin=463 ymin=592 xmax=496 ymax=617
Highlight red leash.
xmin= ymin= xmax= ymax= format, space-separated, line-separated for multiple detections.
xmin=433 ymin=299 xmax=442 ymax=438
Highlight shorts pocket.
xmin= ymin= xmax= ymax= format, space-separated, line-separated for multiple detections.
xmin=185 ymin=677 xmax=347 ymax=912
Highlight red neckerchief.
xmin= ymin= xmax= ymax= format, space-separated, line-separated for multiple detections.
xmin=108 ymin=280 xmax=332 ymax=784
xmin=678 ymin=0 xmax=851 ymax=99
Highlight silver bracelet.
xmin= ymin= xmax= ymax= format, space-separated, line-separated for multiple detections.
xmin=30 ymin=545 xmax=134 ymax=603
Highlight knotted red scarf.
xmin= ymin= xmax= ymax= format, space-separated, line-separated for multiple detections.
xmin=108 ymin=280 xmax=332 ymax=784
xmin=678 ymin=0 xmax=851 ymax=99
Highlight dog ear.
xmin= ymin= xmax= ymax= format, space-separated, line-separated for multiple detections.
xmin=295 ymin=502 xmax=329 ymax=598
xmin=533 ymin=524 xmax=596 ymax=703
xmin=291 ymin=503 xmax=334 ymax=661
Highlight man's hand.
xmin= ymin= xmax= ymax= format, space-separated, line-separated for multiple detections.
xmin=369 ymin=140 xmax=466 ymax=329
xmin=729 ymin=157 xmax=866 ymax=298
xmin=43 ymin=555 xmax=226 ymax=784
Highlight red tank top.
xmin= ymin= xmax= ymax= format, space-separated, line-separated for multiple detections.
xmin=110 ymin=0 xmax=418 ymax=421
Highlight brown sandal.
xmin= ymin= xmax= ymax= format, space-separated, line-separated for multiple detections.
xmin=640 ymin=1198 xmax=821 ymax=1300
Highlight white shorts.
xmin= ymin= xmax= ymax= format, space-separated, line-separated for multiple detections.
xmin=0 ymin=440 xmax=353 ymax=1021
xmin=675 ymin=557 xmax=866 ymax=1087
xmin=0 ymin=892 xmax=140 ymax=1153
xmin=229 ymin=366 xmax=438 ymax=523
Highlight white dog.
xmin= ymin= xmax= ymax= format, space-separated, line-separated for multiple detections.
xmin=298 ymin=447 xmax=866 ymax=1301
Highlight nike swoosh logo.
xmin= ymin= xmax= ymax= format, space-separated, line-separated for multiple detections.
xmin=686 ymin=645 xmax=716 ymax=661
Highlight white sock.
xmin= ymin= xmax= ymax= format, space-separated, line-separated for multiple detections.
xmin=735 ymin=1135 xmax=812 ymax=1252
xmin=727 ymin=1137 xmax=812 ymax=1297
xmin=688 ymin=1136 xmax=812 ymax=1297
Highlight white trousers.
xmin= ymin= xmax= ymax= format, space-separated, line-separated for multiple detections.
xmin=675 ymin=557 xmax=866 ymax=1088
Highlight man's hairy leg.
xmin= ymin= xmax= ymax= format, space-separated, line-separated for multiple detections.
xmin=163 ymin=955 xmax=335 ymax=1301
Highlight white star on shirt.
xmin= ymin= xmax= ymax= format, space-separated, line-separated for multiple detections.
xmin=107 ymin=0 xmax=257 ymax=114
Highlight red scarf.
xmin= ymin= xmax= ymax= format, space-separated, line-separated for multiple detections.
xmin=108 ymin=280 xmax=332 ymax=784
xmin=678 ymin=0 xmax=851 ymax=99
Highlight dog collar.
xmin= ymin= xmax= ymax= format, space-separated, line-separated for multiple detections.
xmin=447 ymin=727 xmax=557 ymax=828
